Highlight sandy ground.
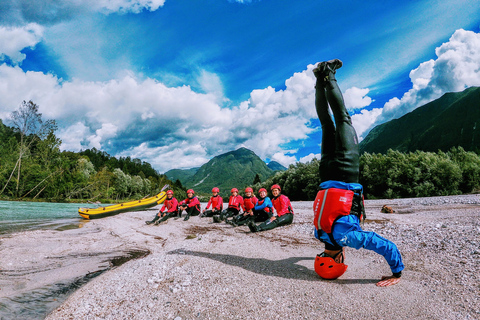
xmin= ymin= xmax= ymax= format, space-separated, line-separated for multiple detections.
xmin=2 ymin=195 xmax=480 ymax=319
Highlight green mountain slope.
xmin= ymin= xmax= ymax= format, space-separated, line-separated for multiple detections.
xmin=360 ymin=86 xmax=480 ymax=154
xmin=267 ymin=160 xmax=287 ymax=171
xmin=165 ymin=167 xmax=199 ymax=186
xmin=179 ymin=147 xmax=275 ymax=195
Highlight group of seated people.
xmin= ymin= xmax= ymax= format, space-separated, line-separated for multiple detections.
xmin=145 ymin=185 xmax=294 ymax=233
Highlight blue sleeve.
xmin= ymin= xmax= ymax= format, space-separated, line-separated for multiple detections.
xmin=254 ymin=197 xmax=273 ymax=211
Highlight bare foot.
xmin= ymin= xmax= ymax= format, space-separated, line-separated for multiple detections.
xmin=376 ymin=276 xmax=401 ymax=287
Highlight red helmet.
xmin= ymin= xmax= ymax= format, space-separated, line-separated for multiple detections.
xmin=166 ymin=190 xmax=174 ymax=195
xmin=259 ymin=188 xmax=267 ymax=194
xmin=231 ymin=188 xmax=238 ymax=193
xmin=245 ymin=187 xmax=253 ymax=193
xmin=187 ymin=189 xmax=195 ymax=194
xmin=271 ymin=184 xmax=281 ymax=191
xmin=212 ymin=187 xmax=220 ymax=193
xmin=314 ymin=254 xmax=348 ymax=280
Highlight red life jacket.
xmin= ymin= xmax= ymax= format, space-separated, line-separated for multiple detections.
xmin=243 ymin=196 xmax=258 ymax=211
xmin=228 ymin=195 xmax=244 ymax=210
xmin=207 ymin=195 xmax=223 ymax=211
xmin=180 ymin=196 xmax=201 ymax=211
xmin=313 ymin=187 xmax=364 ymax=233
xmin=160 ymin=197 xmax=179 ymax=213
xmin=272 ymin=194 xmax=294 ymax=217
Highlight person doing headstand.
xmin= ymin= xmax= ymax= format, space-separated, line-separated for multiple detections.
xmin=312 ymin=59 xmax=404 ymax=287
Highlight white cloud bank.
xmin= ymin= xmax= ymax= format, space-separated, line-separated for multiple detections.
xmin=1 ymin=28 xmax=479 ymax=172
xmin=0 ymin=62 xmax=319 ymax=172
xmin=352 ymin=29 xmax=480 ymax=138
xmin=0 ymin=24 xmax=43 ymax=64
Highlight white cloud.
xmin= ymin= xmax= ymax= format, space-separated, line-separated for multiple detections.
xmin=343 ymin=87 xmax=374 ymax=111
xmin=354 ymin=29 xmax=480 ymax=139
xmin=0 ymin=24 xmax=43 ymax=63
xmin=0 ymin=0 xmax=165 ymax=26
xmin=351 ymin=108 xmax=383 ymax=141
xmin=0 ymin=61 xmax=319 ymax=172
xmin=270 ymin=152 xmax=296 ymax=168
xmin=299 ymin=153 xmax=320 ymax=163
xmin=95 ymin=0 xmax=166 ymax=13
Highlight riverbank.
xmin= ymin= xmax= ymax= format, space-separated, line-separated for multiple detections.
xmin=2 ymin=195 xmax=479 ymax=319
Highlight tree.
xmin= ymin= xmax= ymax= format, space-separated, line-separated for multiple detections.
xmin=1 ymin=101 xmax=57 ymax=197
xmin=253 ymin=174 xmax=261 ymax=185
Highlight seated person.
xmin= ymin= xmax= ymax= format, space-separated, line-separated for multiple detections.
xmin=202 ymin=187 xmax=223 ymax=217
xmin=251 ymin=188 xmax=273 ymax=223
xmin=178 ymin=189 xmax=201 ymax=221
xmin=229 ymin=187 xmax=258 ymax=226
xmin=247 ymin=184 xmax=293 ymax=232
xmin=213 ymin=188 xmax=243 ymax=223
xmin=145 ymin=190 xmax=178 ymax=225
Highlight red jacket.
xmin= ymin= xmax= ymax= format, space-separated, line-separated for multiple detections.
xmin=228 ymin=195 xmax=244 ymax=211
xmin=206 ymin=195 xmax=223 ymax=211
xmin=242 ymin=196 xmax=258 ymax=212
xmin=272 ymin=194 xmax=294 ymax=217
xmin=160 ymin=197 xmax=179 ymax=213
xmin=180 ymin=196 xmax=201 ymax=210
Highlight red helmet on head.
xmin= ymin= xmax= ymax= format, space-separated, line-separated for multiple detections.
xmin=245 ymin=187 xmax=253 ymax=193
xmin=212 ymin=187 xmax=220 ymax=193
xmin=187 ymin=189 xmax=195 ymax=194
xmin=259 ymin=188 xmax=267 ymax=194
xmin=231 ymin=188 xmax=238 ymax=193
xmin=314 ymin=253 xmax=348 ymax=280
xmin=271 ymin=184 xmax=281 ymax=191
xmin=166 ymin=190 xmax=174 ymax=195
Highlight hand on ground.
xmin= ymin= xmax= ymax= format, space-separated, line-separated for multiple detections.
xmin=376 ymin=276 xmax=401 ymax=287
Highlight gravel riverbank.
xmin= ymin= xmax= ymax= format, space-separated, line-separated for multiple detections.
xmin=6 ymin=195 xmax=480 ymax=319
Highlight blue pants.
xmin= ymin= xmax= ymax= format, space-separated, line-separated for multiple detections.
xmin=315 ymin=215 xmax=404 ymax=274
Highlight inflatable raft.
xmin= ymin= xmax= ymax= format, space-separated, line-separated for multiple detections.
xmin=78 ymin=190 xmax=167 ymax=219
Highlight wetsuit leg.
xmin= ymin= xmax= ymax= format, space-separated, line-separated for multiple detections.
xmin=156 ymin=212 xmax=175 ymax=224
xmin=235 ymin=214 xmax=251 ymax=226
xmin=251 ymin=213 xmax=293 ymax=232
xmin=146 ymin=214 xmax=161 ymax=225
xmin=253 ymin=209 xmax=270 ymax=223
xmin=184 ymin=206 xmax=200 ymax=221
xmin=275 ymin=213 xmax=293 ymax=227
xmin=323 ymin=66 xmax=359 ymax=183
xmin=315 ymin=78 xmax=336 ymax=183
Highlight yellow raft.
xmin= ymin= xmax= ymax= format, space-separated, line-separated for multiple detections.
xmin=78 ymin=191 xmax=167 ymax=219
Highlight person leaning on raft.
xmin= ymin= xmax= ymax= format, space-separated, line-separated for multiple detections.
xmin=145 ymin=190 xmax=178 ymax=225
xmin=311 ymin=58 xmax=404 ymax=287
xmin=178 ymin=189 xmax=201 ymax=221
xmin=202 ymin=187 xmax=223 ymax=218
xmin=247 ymin=184 xmax=293 ymax=232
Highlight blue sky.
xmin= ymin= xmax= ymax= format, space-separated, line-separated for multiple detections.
xmin=1 ymin=0 xmax=480 ymax=173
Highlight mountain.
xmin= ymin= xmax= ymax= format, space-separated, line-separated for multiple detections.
xmin=267 ymin=161 xmax=287 ymax=171
xmin=360 ymin=86 xmax=480 ymax=154
xmin=174 ymin=147 xmax=275 ymax=194
xmin=165 ymin=167 xmax=199 ymax=186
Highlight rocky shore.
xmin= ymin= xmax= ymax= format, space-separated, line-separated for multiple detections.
xmin=4 ymin=195 xmax=480 ymax=319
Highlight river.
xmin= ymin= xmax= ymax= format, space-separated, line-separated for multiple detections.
xmin=0 ymin=200 xmax=150 ymax=320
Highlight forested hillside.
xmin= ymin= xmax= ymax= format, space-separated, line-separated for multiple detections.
xmin=0 ymin=101 xmax=183 ymax=202
xmin=360 ymin=86 xmax=480 ymax=154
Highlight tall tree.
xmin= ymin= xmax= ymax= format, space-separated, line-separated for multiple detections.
xmin=1 ymin=101 xmax=57 ymax=196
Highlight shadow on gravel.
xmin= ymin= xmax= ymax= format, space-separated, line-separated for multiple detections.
xmin=172 ymin=251 xmax=314 ymax=283
xmin=169 ymin=249 xmax=379 ymax=284
xmin=169 ymin=249 xmax=317 ymax=280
